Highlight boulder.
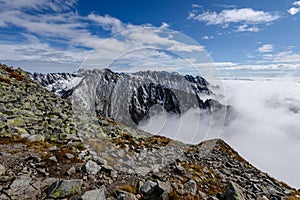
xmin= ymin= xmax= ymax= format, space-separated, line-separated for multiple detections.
xmin=84 ymin=160 xmax=101 ymax=175
xmin=140 ymin=180 xmax=163 ymax=200
xmin=81 ymin=187 xmax=106 ymax=200
xmin=47 ymin=179 xmax=83 ymax=198
xmin=0 ymin=164 xmax=5 ymax=175
xmin=224 ymin=182 xmax=246 ymax=200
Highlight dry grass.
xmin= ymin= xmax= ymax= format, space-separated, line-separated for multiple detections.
xmin=180 ymin=161 xmax=226 ymax=196
xmin=0 ymin=76 xmax=11 ymax=84
xmin=116 ymin=184 xmax=136 ymax=194
xmin=9 ymin=71 xmax=30 ymax=83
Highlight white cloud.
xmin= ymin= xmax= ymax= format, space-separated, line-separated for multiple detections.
xmin=288 ymin=1 xmax=300 ymax=15
xmin=160 ymin=22 xmax=170 ymax=28
xmin=255 ymin=50 xmax=300 ymax=64
xmin=202 ymin=35 xmax=214 ymax=40
xmin=293 ymin=1 xmax=300 ymax=6
xmin=236 ymin=24 xmax=259 ymax=32
xmin=0 ymin=0 xmax=77 ymax=12
xmin=288 ymin=7 xmax=300 ymax=15
xmin=272 ymin=51 xmax=300 ymax=63
xmin=88 ymin=14 xmax=125 ymax=33
xmin=222 ymin=80 xmax=300 ymax=188
xmin=188 ymin=8 xmax=280 ymax=27
xmin=191 ymin=4 xmax=202 ymax=8
xmin=257 ymin=44 xmax=274 ymax=53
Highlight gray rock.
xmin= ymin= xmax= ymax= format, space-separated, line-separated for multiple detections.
xmin=257 ymin=196 xmax=269 ymax=200
xmin=81 ymin=187 xmax=107 ymax=200
xmin=6 ymin=175 xmax=36 ymax=199
xmin=49 ymin=156 xmax=58 ymax=163
xmin=140 ymin=180 xmax=163 ymax=200
xmin=184 ymin=180 xmax=197 ymax=195
xmin=224 ymin=182 xmax=246 ymax=200
xmin=28 ymin=134 xmax=45 ymax=142
xmin=47 ymin=179 xmax=83 ymax=198
xmin=84 ymin=160 xmax=101 ymax=175
xmin=0 ymin=193 xmax=10 ymax=200
xmin=93 ymin=157 xmax=107 ymax=165
xmin=115 ymin=190 xmax=137 ymax=200
xmin=67 ymin=166 xmax=76 ymax=175
xmin=65 ymin=153 xmax=75 ymax=159
xmin=175 ymin=164 xmax=185 ymax=174
xmin=157 ymin=180 xmax=172 ymax=193
xmin=0 ymin=164 xmax=5 ymax=175
xmin=101 ymin=165 xmax=114 ymax=172
xmin=136 ymin=166 xmax=151 ymax=177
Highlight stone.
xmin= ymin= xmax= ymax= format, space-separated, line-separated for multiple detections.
xmin=84 ymin=160 xmax=101 ymax=175
xmin=157 ymin=180 xmax=172 ymax=193
xmin=111 ymin=170 xmax=118 ymax=179
xmin=0 ymin=193 xmax=10 ymax=200
xmin=115 ymin=190 xmax=137 ymax=200
xmin=47 ymin=179 xmax=83 ymax=198
xmin=257 ymin=196 xmax=269 ymax=200
xmin=49 ymin=145 xmax=58 ymax=151
xmin=175 ymin=164 xmax=185 ymax=174
xmin=184 ymin=180 xmax=197 ymax=195
xmin=15 ymin=127 xmax=28 ymax=134
xmin=140 ymin=180 xmax=163 ymax=200
xmin=93 ymin=156 xmax=107 ymax=165
xmin=65 ymin=153 xmax=75 ymax=159
xmin=0 ymin=164 xmax=5 ymax=175
xmin=28 ymin=134 xmax=45 ymax=142
xmin=67 ymin=166 xmax=76 ymax=176
xmin=101 ymin=165 xmax=114 ymax=172
xmin=26 ymin=154 xmax=42 ymax=163
xmin=49 ymin=156 xmax=58 ymax=163
xmin=136 ymin=166 xmax=151 ymax=177
xmin=81 ymin=187 xmax=106 ymax=200
xmin=7 ymin=118 xmax=26 ymax=128
xmin=199 ymin=190 xmax=208 ymax=199
xmin=6 ymin=175 xmax=36 ymax=199
xmin=224 ymin=182 xmax=246 ymax=200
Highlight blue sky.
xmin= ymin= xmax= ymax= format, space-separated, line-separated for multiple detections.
xmin=1 ymin=0 xmax=300 ymax=77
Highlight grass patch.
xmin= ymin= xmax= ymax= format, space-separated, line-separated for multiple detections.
xmin=0 ymin=76 xmax=11 ymax=84
xmin=116 ymin=184 xmax=136 ymax=194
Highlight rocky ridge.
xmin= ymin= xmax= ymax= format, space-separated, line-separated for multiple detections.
xmin=31 ymin=68 xmax=232 ymax=128
xmin=0 ymin=63 xmax=299 ymax=199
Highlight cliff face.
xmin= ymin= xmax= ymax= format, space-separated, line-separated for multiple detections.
xmin=1 ymin=64 xmax=299 ymax=200
xmin=32 ymin=68 xmax=231 ymax=127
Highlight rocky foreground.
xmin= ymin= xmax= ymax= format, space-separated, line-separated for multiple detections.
xmin=0 ymin=64 xmax=299 ymax=200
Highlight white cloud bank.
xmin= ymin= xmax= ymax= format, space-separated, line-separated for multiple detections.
xmin=222 ymin=79 xmax=300 ymax=188
xmin=140 ymin=79 xmax=300 ymax=188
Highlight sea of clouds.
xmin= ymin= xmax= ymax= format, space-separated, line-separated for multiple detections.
xmin=139 ymin=78 xmax=300 ymax=188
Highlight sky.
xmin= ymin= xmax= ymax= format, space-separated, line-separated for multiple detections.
xmin=1 ymin=0 xmax=300 ymax=77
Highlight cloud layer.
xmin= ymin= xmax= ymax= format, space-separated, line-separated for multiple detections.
xmin=188 ymin=8 xmax=280 ymax=32
xmin=140 ymin=78 xmax=300 ymax=188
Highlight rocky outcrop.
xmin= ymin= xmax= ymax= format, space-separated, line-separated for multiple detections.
xmin=0 ymin=64 xmax=77 ymax=142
